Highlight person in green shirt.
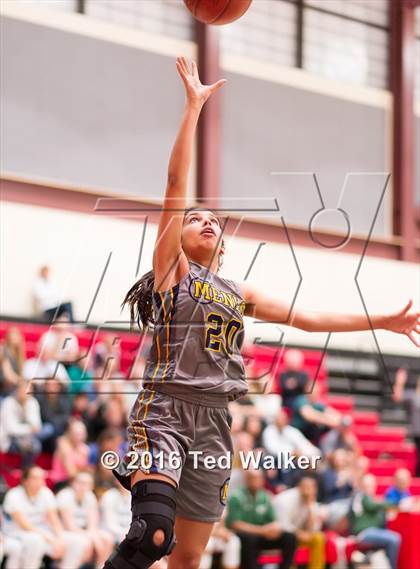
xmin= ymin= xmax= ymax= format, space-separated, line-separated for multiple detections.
xmin=225 ymin=469 xmax=297 ymax=569
xmin=291 ymin=382 xmax=341 ymax=445
xmin=349 ymin=474 xmax=401 ymax=569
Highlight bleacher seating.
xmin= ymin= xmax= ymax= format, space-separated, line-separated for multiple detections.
xmin=1 ymin=318 xmax=420 ymax=569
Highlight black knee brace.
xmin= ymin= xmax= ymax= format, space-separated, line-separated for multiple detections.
xmin=103 ymin=479 xmax=177 ymax=569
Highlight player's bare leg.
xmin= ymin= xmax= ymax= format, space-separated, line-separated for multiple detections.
xmin=167 ymin=516 xmax=214 ymax=569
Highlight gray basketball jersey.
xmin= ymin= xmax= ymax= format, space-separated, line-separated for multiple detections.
xmin=142 ymin=260 xmax=248 ymax=405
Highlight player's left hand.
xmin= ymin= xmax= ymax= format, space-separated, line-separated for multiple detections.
xmin=385 ymin=300 xmax=420 ymax=347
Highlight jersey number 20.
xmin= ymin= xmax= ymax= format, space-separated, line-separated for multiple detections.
xmin=205 ymin=313 xmax=242 ymax=354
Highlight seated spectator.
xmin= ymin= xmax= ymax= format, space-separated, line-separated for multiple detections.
xmin=50 ymin=418 xmax=90 ymax=489
xmin=32 ymin=265 xmax=75 ymax=323
xmin=243 ymin=413 xmax=265 ymax=449
xmin=262 ymin=408 xmax=320 ymax=459
xmin=199 ymin=510 xmax=241 ymax=569
xmin=87 ymin=395 xmax=127 ymax=442
xmin=319 ymin=449 xmax=354 ymax=529
xmin=0 ymin=380 xmax=52 ymax=467
xmin=384 ymin=468 xmax=419 ymax=511
xmin=273 ymin=475 xmax=326 ymax=569
xmin=291 ymin=382 xmax=341 ymax=445
xmin=100 ymin=481 xmax=131 ymax=544
xmin=23 ymin=335 xmax=69 ymax=388
xmin=0 ymin=341 xmax=20 ymax=397
xmin=320 ymin=449 xmax=353 ymax=504
xmin=0 ymin=532 xmax=23 ymax=569
xmin=3 ymin=326 xmax=25 ymax=377
xmin=229 ymin=432 xmax=255 ymax=494
xmin=64 ymin=347 xmax=93 ymax=396
xmin=92 ymin=333 xmax=122 ymax=376
xmin=262 ymin=408 xmax=321 ymax=488
xmin=225 ymin=469 xmax=297 ymax=569
xmin=241 ymin=361 xmax=282 ymax=423
xmin=39 ymin=314 xmax=80 ymax=367
xmin=71 ymin=391 xmax=93 ymax=423
xmin=34 ymin=377 xmax=72 ymax=453
xmin=93 ymin=428 xmax=125 ymax=499
xmin=349 ymin=473 xmax=400 ymax=569
xmin=392 ymin=369 xmax=420 ymax=476
xmin=320 ymin=415 xmax=361 ymax=460
xmin=276 ymin=349 xmax=309 ymax=410
xmin=57 ymin=471 xmax=114 ymax=568
xmin=352 ymin=455 xmax=371 ymax=491
xmin=2 ymin=466 xmax=87 ymax=569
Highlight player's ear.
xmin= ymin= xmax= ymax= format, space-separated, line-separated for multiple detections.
xmin=218 ymin=243 xmax=225 ymax=269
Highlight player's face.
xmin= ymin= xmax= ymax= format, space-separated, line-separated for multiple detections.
xmin=182 ymin=210 xmax=223 ymax=258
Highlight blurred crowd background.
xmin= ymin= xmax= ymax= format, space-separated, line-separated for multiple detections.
xmin=1 ymin=0 xmax=420 ymax=568
xmin=0 ymin=275 xmax=419 ymax=569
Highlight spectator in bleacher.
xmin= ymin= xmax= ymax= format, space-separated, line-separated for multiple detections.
xmin=244 ymin=413 xmax=265 ymax=449
xmin=0 ymin=380 xmax=52 ymax=467
xmin=199 ymin=510 xmax=241 ymax=569
xmin=32 ymin=265 xmax=75 ymax=323
xmin=64 ymin=347 xmax=93 ymax=396
xmin=39 ymin=313 xmax=80 ymax=365
xmin=93 ymin=428 xmax=125 ymax=499
xmin=273 ymin=475 xmax=326 ymax=569
xmin=276 ymin=349 xmax=309 ymax=410
xmin=319 ymin=449 xmax=354 ymax=529
xmin=3 ymin=327 xmax=25 ymax=377
xmin=291 ymin=381 xmax=341 ymax=445
xmin=229 ymin=432 xmax=255 ymax=494
xmin=23 ymin=335 xmax=69 ymax=388
xmin=319 ymin=414 xmax=361 ymax=460
xmin=225 ymin=468 xmax=297 ymax=569
xmin=57 ymin=470 xmax=114 ymax=569
xmin=262 ymin=408 xmax=320 ymax=488
xmin=89 ymin=426 xmax=126 ymax=466
xmin=0 ymin=341 xmax=20 ymax=397
xmin=50 ymin=418 xmax=90 ymax=490
xmin=2 ymin=466 xmax=87 ymax=569
xmin=319 ymin=449 xmax=353 ymax=504
xmin=241 ymin=361 xmax=283 ymax=423
xmin=71 ymin=390 xmax=92 ymax=422
xmin=100 ymin=481 xmax=131 ymax=543
xmin=349 ymin=473 xmax=400 ymax=569
xmin=263 ymin=408 xmax=320 ymax=459
xmin=92 ymin=333 xmax=122 ymax=375
xmin=0 ymin=529 xmax=23 ymax=569
xmin=392 ymin=369 xmax=420 ymax=476
xmin=384 ymin=468 xmax=416 ymax=510
xmin=87 ymin=394 xmax=127 ymax=443
xmin=34 ymin=377 xmax=72 ymax=453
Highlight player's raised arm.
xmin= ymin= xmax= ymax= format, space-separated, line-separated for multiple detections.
xmin=153 ymin=57 xmax=226 ymax=292
xmin=240 ymin=282 xmax=420 ymax=347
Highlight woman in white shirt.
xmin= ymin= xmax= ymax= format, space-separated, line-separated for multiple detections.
xmin=57 ymin=471 xmax=114 ymax=569
xmin=100 ymin=483 xmax=132 ymax=544
xmin=2 ymin=466 xmax=88 ymax=569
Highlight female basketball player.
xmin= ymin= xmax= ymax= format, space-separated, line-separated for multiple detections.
xmin=103 ymin=58 xmax=420 ymax=569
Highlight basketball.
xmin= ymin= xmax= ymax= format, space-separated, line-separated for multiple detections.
xmin=183 ymin=0 xmax=252 ymax=25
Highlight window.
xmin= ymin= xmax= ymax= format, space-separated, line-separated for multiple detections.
xmin=220 ymin=0 xmax=297 ymax=68
xmin=303 ymin=0 xmax=389 ymax=89
xmin=85 ymin=0 xmax=194 ymax=41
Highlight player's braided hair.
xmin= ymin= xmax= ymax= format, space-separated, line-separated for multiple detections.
xmin=121 ymin=207 xmax=225 ymax=332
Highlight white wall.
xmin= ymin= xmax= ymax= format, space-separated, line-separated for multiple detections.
xmin=1 ymin=201 xmax=418 ymax=356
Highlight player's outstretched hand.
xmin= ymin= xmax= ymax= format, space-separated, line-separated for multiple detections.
xmin=176 ymin=56 xmax=226 ymax=106
xmin=385 ymin=299 xmax=420 ymax=347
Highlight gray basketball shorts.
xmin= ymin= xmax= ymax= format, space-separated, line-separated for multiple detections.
xmin=112 ymin=387 xmax=234 ymax=523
